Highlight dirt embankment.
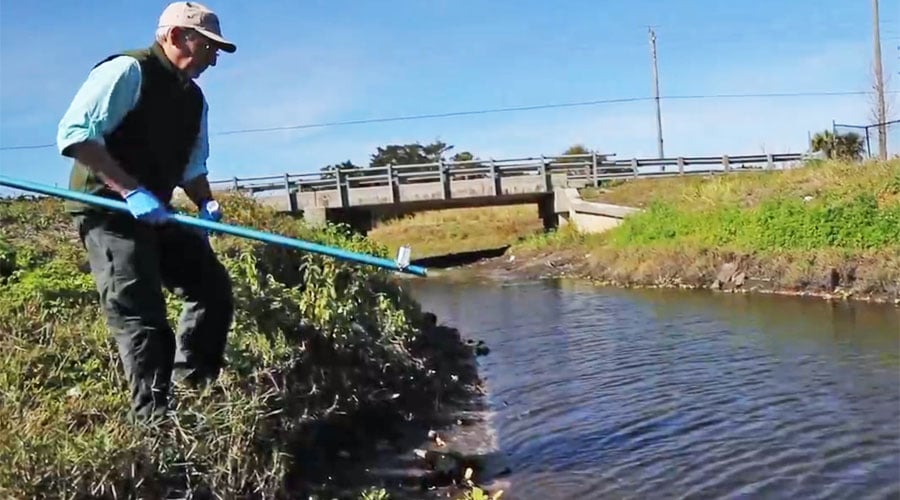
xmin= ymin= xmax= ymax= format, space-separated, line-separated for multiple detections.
xmin=453 ymin=246 xmax=900 ymax=306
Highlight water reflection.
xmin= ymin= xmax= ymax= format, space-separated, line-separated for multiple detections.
xmin=407 ymin=277 xmax=900 ymax=500
xmin=589 ymin=283 xmax=900 ymax=368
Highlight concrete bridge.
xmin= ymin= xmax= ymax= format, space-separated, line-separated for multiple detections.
xmin=209 ymin=152 xmax=805 ymax=233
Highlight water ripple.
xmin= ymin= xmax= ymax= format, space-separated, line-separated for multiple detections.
xmin=409 ymin=280 xmax=900 ymax=499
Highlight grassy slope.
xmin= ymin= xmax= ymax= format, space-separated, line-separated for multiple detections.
xmin=0 ymin=194 xmax=487 ymax=499
xmin=580 ymin=159 xmax=899 ymax=210
xmin=523 ymin=159 xmax=900 ymax=300
xmin=368 ymin=205 xmax=544 ymax=258
xmin=372 ymin=159 xmax=900 ymax=301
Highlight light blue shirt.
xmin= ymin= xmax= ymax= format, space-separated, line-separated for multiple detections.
xmin=56 ymin=55 xmax=209 ymax=186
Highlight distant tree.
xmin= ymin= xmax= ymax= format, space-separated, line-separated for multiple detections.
xmin=556 ymin=144 xmax=608 ymax=163
xmin=551 ymin=144 xmax=612 ymax=178
xmin=561 ymin=144 xmax=591 ymax=156
xmin=421 ymin=141 xmax=454 ymax=163
xmin=451 ymin=151 xmax=475 ymax=163
xmin=448 ymin=150 xmax=486 ymax=179
xmin=369 ymin=140 xmax=454 ymax=167
xmin=320 ymin=159 xmax=362 ymax=180
xmin=810 ymin=130 xmax=865 ymax=161
xmin=367 ymin=140 xmax=459 ymax=182
xmin=317 ymin=140 xmax=484 ymax=183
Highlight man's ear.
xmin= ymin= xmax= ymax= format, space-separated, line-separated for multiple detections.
xmin=168 ymin=27 xmax=190 ymax=48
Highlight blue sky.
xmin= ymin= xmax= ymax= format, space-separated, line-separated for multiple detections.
xmin=1 ymin=0 xmax=898 ymax=190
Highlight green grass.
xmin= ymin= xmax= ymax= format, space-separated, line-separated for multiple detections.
xmin=0 ymin=193 xmax=482 ymax=499
xmin=372 ymin=160 xmax=900 ymax=261
xmin=605 ymin=193 xmax=900 ymax=251
xmin=511 ymin=159 xmax=900 ymax=299
xmin=368 ymin=205 xmax=544 ymax=258
xmin=579 ymin=159 xmax=900 ymax=211
xmin=592 ymin=159 xmax=900 ymax=252
xmin=365 ymin=160 xmax=900 ymax=300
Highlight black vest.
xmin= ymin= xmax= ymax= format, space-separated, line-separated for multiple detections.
xmin=66 ymin=43 xmax=204 ymax=213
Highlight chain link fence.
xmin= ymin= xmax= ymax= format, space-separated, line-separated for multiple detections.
xmin=833 ymin=119 xmax=899 ymax=160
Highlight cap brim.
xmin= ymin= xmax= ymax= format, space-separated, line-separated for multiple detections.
xmin=195 ymin=28 xmax=236 ymax=53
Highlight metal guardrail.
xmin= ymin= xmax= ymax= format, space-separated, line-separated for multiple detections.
xmin=209 ymin=152 xmax=807 ymax=196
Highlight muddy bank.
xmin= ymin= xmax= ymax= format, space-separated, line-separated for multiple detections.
xmin=291 ymin=312 xmax=508 ymax=500
xmin=438 ymin=246 xmax=900 ymax=306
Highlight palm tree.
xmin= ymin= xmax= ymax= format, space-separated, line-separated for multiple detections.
xmin=810 ymin=130 xmax=865 ymax=161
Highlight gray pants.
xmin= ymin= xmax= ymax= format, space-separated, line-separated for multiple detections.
xmin=75 ymin=211 xmax=234 ymax=421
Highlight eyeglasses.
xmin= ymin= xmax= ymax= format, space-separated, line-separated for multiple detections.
xmin=184 ymin=29 xmax=218 ymax=53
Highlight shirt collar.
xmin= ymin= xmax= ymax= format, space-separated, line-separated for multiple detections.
xmin=150 ymin=42 xmax=193 ymax=86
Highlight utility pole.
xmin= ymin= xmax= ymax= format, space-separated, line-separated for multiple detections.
xmin=649 ymin=26 xmax=665 ymax=158
xmin=872 ymin=0 xmax=887 ymax=159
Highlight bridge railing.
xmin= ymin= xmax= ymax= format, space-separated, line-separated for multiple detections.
xmin=208 ymin=152 xmax=807 ymax=196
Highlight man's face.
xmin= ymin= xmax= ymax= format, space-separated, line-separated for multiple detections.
xmin=181 ymin=29 xmax=220 ymax=78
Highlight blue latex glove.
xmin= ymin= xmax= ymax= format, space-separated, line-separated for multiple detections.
xmin=199 ymin=199 xmax=222 ymax=222
xmin=195 ymin=199 xmax=222 ymax=242
xmin=124 ymin=187 xmax=169 ymax=224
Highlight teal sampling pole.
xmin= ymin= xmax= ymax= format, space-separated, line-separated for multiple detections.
xmin=0 ymin=175 xmax=428 ymax=277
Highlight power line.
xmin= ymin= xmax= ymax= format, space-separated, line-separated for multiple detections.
xmin=0 ymin=143 xmax=55 ymax=151
xmin=219 ymin=91 xmax=899 ymax=135
xmin=1 ymin=89 xmax=896 ymax=151
xmin=214 ymin=96 xmax=651 ymax=136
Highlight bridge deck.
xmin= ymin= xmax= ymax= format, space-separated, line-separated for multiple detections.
xmin=209 ymin=152 xmax=806 ymax=213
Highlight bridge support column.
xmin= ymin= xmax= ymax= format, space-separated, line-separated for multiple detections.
xmin=332 ymin=207 xmax=374 ymax=234
xmin=538 ymin=194 xmax=558 ymax=231
xmin=302 ymin=207 xmax=328 ymax=226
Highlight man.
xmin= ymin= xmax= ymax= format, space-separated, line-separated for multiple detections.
xmin=56 ymin=2 xmax=237 ymax=423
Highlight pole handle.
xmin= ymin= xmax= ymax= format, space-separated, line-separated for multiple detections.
xmin=0 ymin=175 xmax=427 ymax=277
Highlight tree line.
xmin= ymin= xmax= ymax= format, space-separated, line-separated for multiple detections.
xmin=318 ymin=141 xmax=604 ymax=179
xmin=316 ymin=128 xmax=870 ymax=181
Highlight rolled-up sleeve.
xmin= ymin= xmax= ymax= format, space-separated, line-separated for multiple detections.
xmin=56 ymin=56 xmax=142 ymax=157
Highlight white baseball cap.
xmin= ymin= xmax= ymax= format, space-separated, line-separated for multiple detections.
xmin=158 ymin=1 xmax=236 ymax=53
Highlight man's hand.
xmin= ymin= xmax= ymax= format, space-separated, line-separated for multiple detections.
xmin=181 ymin=175 xmax=220 ymax=240
xmin=194 ymin=199 xmax=223 ymax=243
xmin=199 ymin=199 xmax=222 ymax=222
xmin=124 ymin=187 xmax=169 ymax=224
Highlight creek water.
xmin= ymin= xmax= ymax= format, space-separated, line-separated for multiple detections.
xmin=405 ymin=276 xmax=900 ymax=500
